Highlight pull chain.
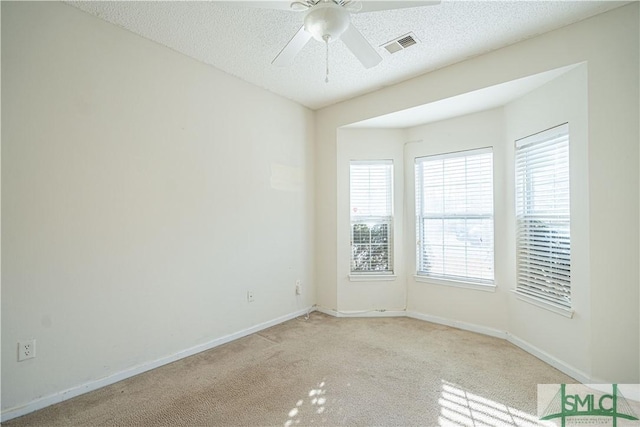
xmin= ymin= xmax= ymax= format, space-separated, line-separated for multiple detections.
xmin=324 ymin=35 xmax=330 ymax=83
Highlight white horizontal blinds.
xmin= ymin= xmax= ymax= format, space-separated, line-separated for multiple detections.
xmin=515 ymin=123 xmax=571 ymax=308
xmin=350 ymin=160 xmax=393 ymax=273
xmin=415 ymin=148 xmax=494 ymax=283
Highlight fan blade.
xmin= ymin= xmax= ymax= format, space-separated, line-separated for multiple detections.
xmin=342 ymin=0 xmax=363 ymax=12
xmin=356 ymin=1 xmax=440 ymax=13
xmin=341 ymin=24 xmax=382 ymax=69
xmin=238 ymin=1 xmax=301 ymax=11
xmin=272 ymin=26 xmax=312 ymax=66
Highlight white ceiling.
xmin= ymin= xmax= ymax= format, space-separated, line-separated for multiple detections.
xmin=346 ymin=64 xmax=578 ymax=128
xmin=68 ymin=0 xmax=627 ymax=110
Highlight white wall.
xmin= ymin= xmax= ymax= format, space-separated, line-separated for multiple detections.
xmin=3 ymin=0 xmax=638 ymax=418
xmin=1 ymin=1 xmax=315 ymax=414
xmin=579 ymin=11 xmax=639 ymax=383
xmin=404 ymin=108 xmax=508 ymax=332
xmin=505 ymin=65 xmax=591 ymax=379
xmin=316 ymin=3 xmax=639 ymax=382
xmin=316 ymin=123 xmax=338 ymax=311
xmin=335 ymin=128 xmax=407 ymax=312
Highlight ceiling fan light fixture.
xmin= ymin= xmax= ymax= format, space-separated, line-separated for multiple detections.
xmin=304 ymin=2 xmax=350 ymax=42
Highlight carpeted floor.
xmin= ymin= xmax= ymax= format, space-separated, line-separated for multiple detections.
xmin=3 ymin=313 xmax=575 ymax=426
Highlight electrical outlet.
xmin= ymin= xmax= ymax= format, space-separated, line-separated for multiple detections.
xmin=295 ymin=280 xmax=302 ymax=295
xmin=18 ymin=339 xmax=36 ymax=362
xmin=247 ymin=291 xmax=255 ymax=303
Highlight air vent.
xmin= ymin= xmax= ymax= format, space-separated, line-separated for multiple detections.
xmin=381 ymin=33 xmax=419 ymax=54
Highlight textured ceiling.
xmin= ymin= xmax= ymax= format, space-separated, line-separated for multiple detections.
xmin=68 ymin=1 xmax=627 ymax=110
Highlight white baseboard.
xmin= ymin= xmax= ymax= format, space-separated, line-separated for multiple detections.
xmin=405 ymin=311 xmax=593 ymax=383
xmin=1 ymin=307 xmax=314 ymax=423
xmin=314 ymin=306 xmax=405 ymax=318
xmin=506 ymin=333 xmax=591 ymax=383
xmin=318 ymin=309 xmax=594 ymax=385
xmin=335 ymin=310 xmax=407 ymax=318
xmin=320 ymin=308 xmax=591 ymax=383
xmin=3 ymin=306 xmax=596 ymax=421
xmin=406 ymin=311 xmax=508 ymax=339
xmin=313 ymin=306 xmax=338 ymax=317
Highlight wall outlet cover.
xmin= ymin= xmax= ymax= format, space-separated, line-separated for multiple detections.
xmin=18 ymin=339 xmax=36 ymax=362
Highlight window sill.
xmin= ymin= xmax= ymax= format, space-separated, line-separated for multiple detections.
xmin=511 ymin=290 xmax=574 ymax=319
xmin=349 ymin=274 xmax=396 ymax=282
xmin=413 ymin=275 xmax=496 ymax=292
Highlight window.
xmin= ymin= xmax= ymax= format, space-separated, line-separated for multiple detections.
xmin=415 ymin=148 xmax=494 ymax=284
xmin=515 ymin=123 xmax=571 ymax=308
xmin=350 ymin=160 xmax=393 ymax=274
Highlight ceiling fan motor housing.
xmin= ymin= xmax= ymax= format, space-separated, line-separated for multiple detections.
xmin=304 ymin=2 xmax=351 ymax=42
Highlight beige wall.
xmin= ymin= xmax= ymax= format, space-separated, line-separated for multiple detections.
xmin=316 ymin=3 xmax=639 ymax=382
xmin=2 ymin=0 xmax=639 ymax=419
xmin=504 ymin=65 xmax=591 ymax=378
xmin=335 ymin=128 xmax=407 ymax=312
xmin=2 ymin=1 xmax=315 ymax=414
xmin=404 ymin=108 xmax=507 ymax=331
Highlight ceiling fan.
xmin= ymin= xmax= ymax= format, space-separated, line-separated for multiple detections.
xmin=250 ymin=0 xmax=440 ymax=81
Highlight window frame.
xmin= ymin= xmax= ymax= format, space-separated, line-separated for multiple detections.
xmin=349 ymin=160 xmax=394 ymax=276
xmin=414 ymin=147 xmax=495 ymax=287
xmin=514 ymin=123 xmax=571 ymax=311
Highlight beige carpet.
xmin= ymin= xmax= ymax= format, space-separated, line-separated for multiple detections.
xmin=3 ymin=313 xmax=575 ymax=426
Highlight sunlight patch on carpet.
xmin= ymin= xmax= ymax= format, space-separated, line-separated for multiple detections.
xmin=284 ymin=380 xmax=328 ymax=426
xmin=438 ymin=380 xmax=554 ymax=426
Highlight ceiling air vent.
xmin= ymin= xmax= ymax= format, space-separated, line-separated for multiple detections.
xmin=381 ymin=32 xmax=419 ymax=54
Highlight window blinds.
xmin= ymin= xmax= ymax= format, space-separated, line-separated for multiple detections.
xmin=415 ymin=148 xmax=494 ymax=283
xmin=350 ymin=160 xmax=393 ymax=273
xmin=350 ymin=161 xmax=393 ymax=218
xmin=515 ymin=123 xmax=571 ymax=308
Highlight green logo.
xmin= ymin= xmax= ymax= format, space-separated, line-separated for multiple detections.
xmin=540 ymin=384 xmax=639 ymax=426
